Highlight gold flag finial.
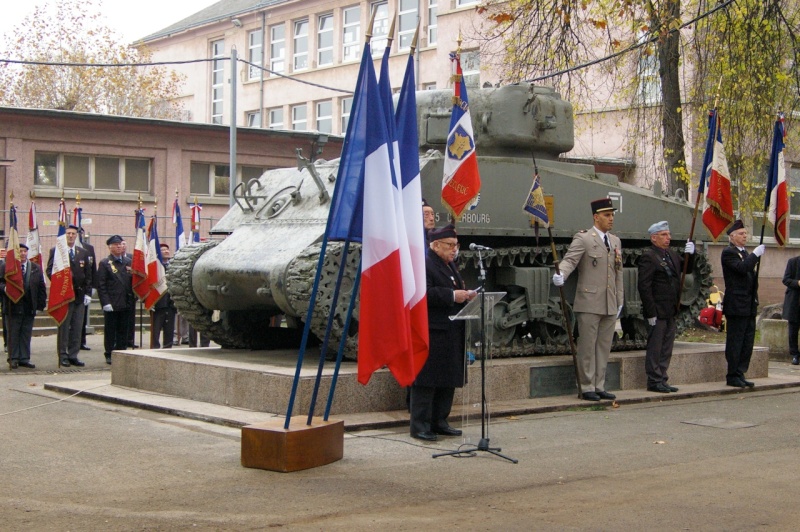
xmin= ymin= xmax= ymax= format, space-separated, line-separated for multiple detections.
xmin=387 ymin=14 xmax=396 ymax=46
xmin=75 ymin=193 xmax=81 ymax=206
xmin=366 ymin=8 xmax=376 ymax=42
xmin=410 ymin=23 xmax=419 ymax=55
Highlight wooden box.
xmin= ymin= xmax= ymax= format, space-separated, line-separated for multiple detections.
xmin=241 ymin=417 xmax=344 ymax=472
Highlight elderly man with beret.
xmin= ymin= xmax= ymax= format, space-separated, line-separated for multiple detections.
xmin=96 ymin=235 xmax=134 ymax=365
xmin=1 ymin=243 xmax=47 ymax=369
xmin=637 ymin=221 xmax=695 ymax=393
xmin=721 ymin=219 xmax=765 ymax=388
xmin=552 ymin=198 xmax=624 ymax=401
xmin=47 ymin=224 xmax=93 ymax=367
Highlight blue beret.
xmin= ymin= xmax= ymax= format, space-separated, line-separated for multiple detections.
xmin=648 ymin=221 xmax=670 ymax=234
xmin=106 ymin=235 xmax=123 ymax=245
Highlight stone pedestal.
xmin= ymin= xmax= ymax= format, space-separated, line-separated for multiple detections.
xmin=241 ymin=417 xmax=344 ymax=472
xmin=759 ymin=318 xmax=792 ymax=361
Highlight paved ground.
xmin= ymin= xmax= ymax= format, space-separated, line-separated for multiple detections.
xmin=3 ymin=332 xmax=800 ymax=530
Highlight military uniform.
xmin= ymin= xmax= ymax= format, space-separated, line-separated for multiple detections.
xmin=97 ymin=244 xmax=134 ymax=362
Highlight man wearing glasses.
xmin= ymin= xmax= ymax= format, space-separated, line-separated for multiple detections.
xmin=410 ymin=224 xmax=476 ymax=442
xmin=637 ymin=221 xmax=695 ymax=393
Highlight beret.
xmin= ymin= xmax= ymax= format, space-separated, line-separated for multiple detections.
xmin=106 ymin=234 xmax=123 ymax=245
xmin=648 ymin=221 xmax=670 ymax=234
xmin=67 ymin=224 xmax=80 ymax=231
xmin=18 ymin=242 xmax=29 ymax=250
xmin=429 ymin=224 xmax=457 ymax=241
xmin=726 ymin=219 xmax=745 ymax=235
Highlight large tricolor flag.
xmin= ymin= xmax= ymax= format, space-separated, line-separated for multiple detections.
xmin=395 ymin=50 xmax=430 ymax=379
xmin=26 ymin=202 xmax=42 ymax=268
xmin=441 ymin=51 xmax=481 ymax=219
xmin=4 ymin=204 xmax=25 ymax=304
xmin=766 ymin=113 xmax=789 ymax=246
xmin=327 ymin=40 xmax=412 ymax=385
xmin=173 ymin=198 xmax=187 ymax=251
xmin=46 ymin=199 xmax=75 ymax=325
xmin=132 ymin=208 xmax=150 ymax=301
xmin=143 ymin=215 xmax=168 ymax=310
xmin=699 ymin=110 xmax=735 ymax=241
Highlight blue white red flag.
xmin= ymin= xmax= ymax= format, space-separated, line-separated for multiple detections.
xmin=144 ymin=215 xmax=167 ymax=310
xmin=766 ymin=113 xmax=789 ymax=246
xmin=326 ymin=41 xmax=412 ymax=385
xmin=395 ymin=51 xmax=430 ymax=378
xmin=173 ymin=198 xmax=187 ymax=250
xmin=190 ymin=202 xmax=202 ymax=244
xmin=132 ymin=208 xmax=150 ymax=301
xmin=4 ymin=204 xmax=24 ymax=304
xmin=700 ymin=110 xmax=734 ymax=241
xmin=46 ymin=199 xmax=75 ymax=325
xmin=26 ymin=201 xmax=42 ymax=268
xmin=442 ymin=51 xmax=481 ymax=219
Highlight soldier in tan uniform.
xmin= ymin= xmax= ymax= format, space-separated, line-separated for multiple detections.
xmin=552 ymin=198 xmax=624 ymax=401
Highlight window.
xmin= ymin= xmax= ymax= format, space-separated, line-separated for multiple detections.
xmin=190 ymin=163 xmax=266 ymax=196
xmin=269 ymin=108 xmax=284 ymax=129
xmin=428 ymin=0 xmax=438 ymax=45
xmin=342 ymin=6 xmax=361 ymax=62
xmin=341 ymin=97 xmax=353 ymax=133
xmin=371 ymin=2 xmax=389 ymax=54
xmin=292 ymin=104 xmax=307 ymax=131
xmin=270 ymin=24 xmax=285 ymax=74
xmin=293 ymin=20 xmax=308 ymax=71
xmin=318 ymin=14 xmax=333 ymax=66
xmin=787 ymin=165 xmax=800 ymax=241
xmin=637 ymin=32 xmax=661 ymax=105
xmin=460 ymin=50 xmax=480 ymax=87
xmin=423 ymin=83 xmax=437 ymax=90
xmin=398 ymin=0 xmax=418 ymax=50
xmin=457 ymin=0 xmax=479 ymax=6
xmin=210 ymin=40 xmax=225 ymax=124
xmin=248 ymin=30 xmax=263 ymax=80
xmin=246 ymin=111 xmax=261 ymax=127
xmin=34 ymin=152 xmax=151 ymax=192
xmin=316 ymin=101 xmax=332 ymax=134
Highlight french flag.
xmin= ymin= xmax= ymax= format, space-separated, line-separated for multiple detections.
xmin=144 ymin=215 xmax=168 ymax=310
xmin=132 ymin=208 xmax=150 ymax=301
xmin=46 ymin=199 xmax=75 ymax=325
xmin=767 ymin=113 xmax=788 ymax=246
xmin=700 ymin=110 xmax=734 ymax=241
xmin=173 ymin=198 xmax=187 ymax=250
xmin=26 ymin=201 xmax=42 ymax=268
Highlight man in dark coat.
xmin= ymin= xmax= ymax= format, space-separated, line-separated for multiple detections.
xmin=781 ymin=255 xmax=800 ymax=365
xmin=77 ymin=228 xmax=97 ymax=351
xmin=1 ymin=244 xmax=47 ymax=369
xmin=637 ymin=221 xmax=695 ymax=393
xmin=47 ymin=224 xmax=93 ymax=367
xmin=97 ymin=235 xmax=134 ymax=364
xmin=410 ymin=224 xmax=477 ymax=442
xmin=721 ymin=220 xmax=765 ymax=387
xmin=150 ymin=243 xmax=176 ymax=349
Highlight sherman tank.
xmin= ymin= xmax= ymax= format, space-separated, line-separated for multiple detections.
xmin=166 ymin=82 xmax=713 ymax=356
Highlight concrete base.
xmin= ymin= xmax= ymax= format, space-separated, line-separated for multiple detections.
xmin=241 ymin=417 xmax=344 ymax=472
xmin=759 ymin=318 xmax=795 ymax=361
xmin=107 ymin=342 xmax=769 ymax=415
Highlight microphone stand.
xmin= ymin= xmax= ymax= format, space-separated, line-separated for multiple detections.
xmin=433 ymin=248 xmax=517 ymax=463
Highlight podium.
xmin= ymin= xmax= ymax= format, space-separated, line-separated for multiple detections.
xmin=433 ymin=290 xmax=517 ymax=463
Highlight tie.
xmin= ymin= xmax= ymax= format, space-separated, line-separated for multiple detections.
xmin=22 ymin=263 xmax=26 ymax=276
xmin=69 ymin=248 xmax=75 ymax=261
xmin=665 ymin=252 xmax=674 ymax=269
xmin=604 ymin=235 xmax=611 ymax=251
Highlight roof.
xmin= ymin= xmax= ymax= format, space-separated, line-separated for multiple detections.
xmin=137 ymin=0 xmax=289 ymax=43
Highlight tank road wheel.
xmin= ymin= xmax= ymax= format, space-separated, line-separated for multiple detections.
xmin=492 ymin=301 xmax=517 ymax=347
xmin=167 ymin=241 xmax=278 ymax=349
xmin=284 ymin=242 xmax=361 ymax=360
xmin=675 ymin=249 xmax=713 ymax=334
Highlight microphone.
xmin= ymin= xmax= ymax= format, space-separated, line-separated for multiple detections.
xmin=469 ymin=243 xmax=493 ymax=251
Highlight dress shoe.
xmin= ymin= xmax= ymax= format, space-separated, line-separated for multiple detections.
xmin=18 ymin=362 xmax=35 ymax=369
xmin=9 ymin=360 xmax=18 ymax=369
xmin=793 ymin=355 xmax=799 ymax=365
xmin=68 ymin=359 xmax=86 ymax=367
xmin=80 ymin=345 xmax=91 ymax=351
xmin=741 ymin=378 xmax=755 ymax=388
xmin=60 ymin=359 xmax=71 ymax=367
xmin=664 ymin=384 xmax=679 ymax=392
xmin=596 ymin=390 xmax=616 ymax=400
xmin=647 ymin=383 xmax=671 ymax=393
xmin=726 ymin=378 xmax=747 ymax=388
xmin=411 ymin=431 xmax=437 ymax=442
xmin=105 ymin=355 xmax=112 ymax=365
xmin=433 ymin=425 xmax=463 ymax=436
xmin=581 ymin=392 xmax=601 ymax=401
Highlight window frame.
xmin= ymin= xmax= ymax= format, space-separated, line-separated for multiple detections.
xmin=210 ymin=39 xmax=225 ymax=125
xmin=270 ymin=24 xmax=286 ymax=74
xmin=292 ymin=104 xmax=307 ymax=131
xmin=248 ymin=29 xmax=263 ymax=80
xmin=342 ymin=6 xmax=361 ymax=63
xmin=34 ymin=151 xmax=152 ymax=193
xmin=293 ymin=19 xmax=309 ymax=72
xmin=317 ymin=13 xmax=334 ymax=67
xmin=316 ymin=100 xmax=333 ymax=134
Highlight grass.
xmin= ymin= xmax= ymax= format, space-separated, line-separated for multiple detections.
xmin=678 ymin=325 xmax=761 ymax=344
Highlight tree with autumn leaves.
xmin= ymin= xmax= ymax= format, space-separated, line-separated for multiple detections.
xmin=474 ymin=0 xmax=799 ymax=218
xmin=0 ymin=0 xmax=185 ymax=120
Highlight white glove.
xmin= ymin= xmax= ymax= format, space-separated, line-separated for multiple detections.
xmin=84 ymin=295 xmax=92 ymax=306
xmin=753 ymin=244 xmax=766 ymax=257
xmin=617 ymin=305 xmax=623 ymax=318
xmin=648 ymin=317 xmax=657 ymax=326
xmin=102 ymin=304 xmax=113 ymax=312
xmin=684 ymin=241 xmax=695 ymax=255
xmin=552 ymin=273 xmax=564 ymax=287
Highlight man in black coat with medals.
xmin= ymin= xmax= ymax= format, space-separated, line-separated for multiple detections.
xmin=410 ymin=224 xmax=477 ymax=442
xmin=1 ymin=243 xmax=47 ymax=369
xmin=781 ymin=255 xmax=800 ymax=365
xmin=721 ymin=219 xmax=765 ymax=388
xmin=637 ymin=221 xmax=695 ymax=393
xmin=97 ymin=235 xmax=134 ymax=365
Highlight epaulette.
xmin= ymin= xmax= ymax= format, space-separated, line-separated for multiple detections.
xmin=579 ymin=229 xmax=588 ymax=233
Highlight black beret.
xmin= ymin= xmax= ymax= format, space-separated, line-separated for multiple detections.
xmin=159 ymin=242 xmax=170 ymax=249
xmin=106 ymin=235 xmax=123 ymax=245
xmin=67 ymin=224 xmax=80 ymax=231
xmin=18 ymin=243 xmax=29 ymax=250
xmin=591 ymin=197 xmax=616 ymax=214
xmin=422 ymin=198 xmax=430 ymax=208
xmin=726 ymin=219 xmax=745 ymax=235
xmin=429 ymin=224 xmax=457 ymax=241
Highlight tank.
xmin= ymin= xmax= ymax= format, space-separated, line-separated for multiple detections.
xmin=166 ymin=82 xmax=713 ymax=356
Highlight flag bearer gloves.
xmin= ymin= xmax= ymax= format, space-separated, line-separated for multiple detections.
xmin=552 ymin=273 xmax=564 ymax=287
xmin=684 ymin=241 xmax=695 ymax=254
xmin=84 ymin=295 xmax=92 ymax=306
xmin=754 ymin=245 xmax=766 ymax=257
xmin=648 ymin=317 xmax=657 ymax=326
xmin=102 ymin=304 xmax=113 ymax=312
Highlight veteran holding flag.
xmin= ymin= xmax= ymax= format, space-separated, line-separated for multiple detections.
xmin=552 ymin=198 xmax=623 ymax=401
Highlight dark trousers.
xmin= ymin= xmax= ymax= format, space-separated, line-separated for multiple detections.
xmin=150 ymin=308 xmax=176 ymax=349
xmin=645 ymin=317 xmax=677 ymax=387
xmin=104 ymin=310 xmax=130 ymax=356
xmin=788 ymin=321 xmax=800 ymax=358
xmin=7 ymin=313 xmax=34 ymax=363
xmin=187 ymin=326 xmax=210 ymax=348
xmin=409 ymin=384 xmax=455 ymax=435
xmin=724 ymin=315 xmax=756 ymax=381
xmin=81 ymin=299 xmax=90 ymax=346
